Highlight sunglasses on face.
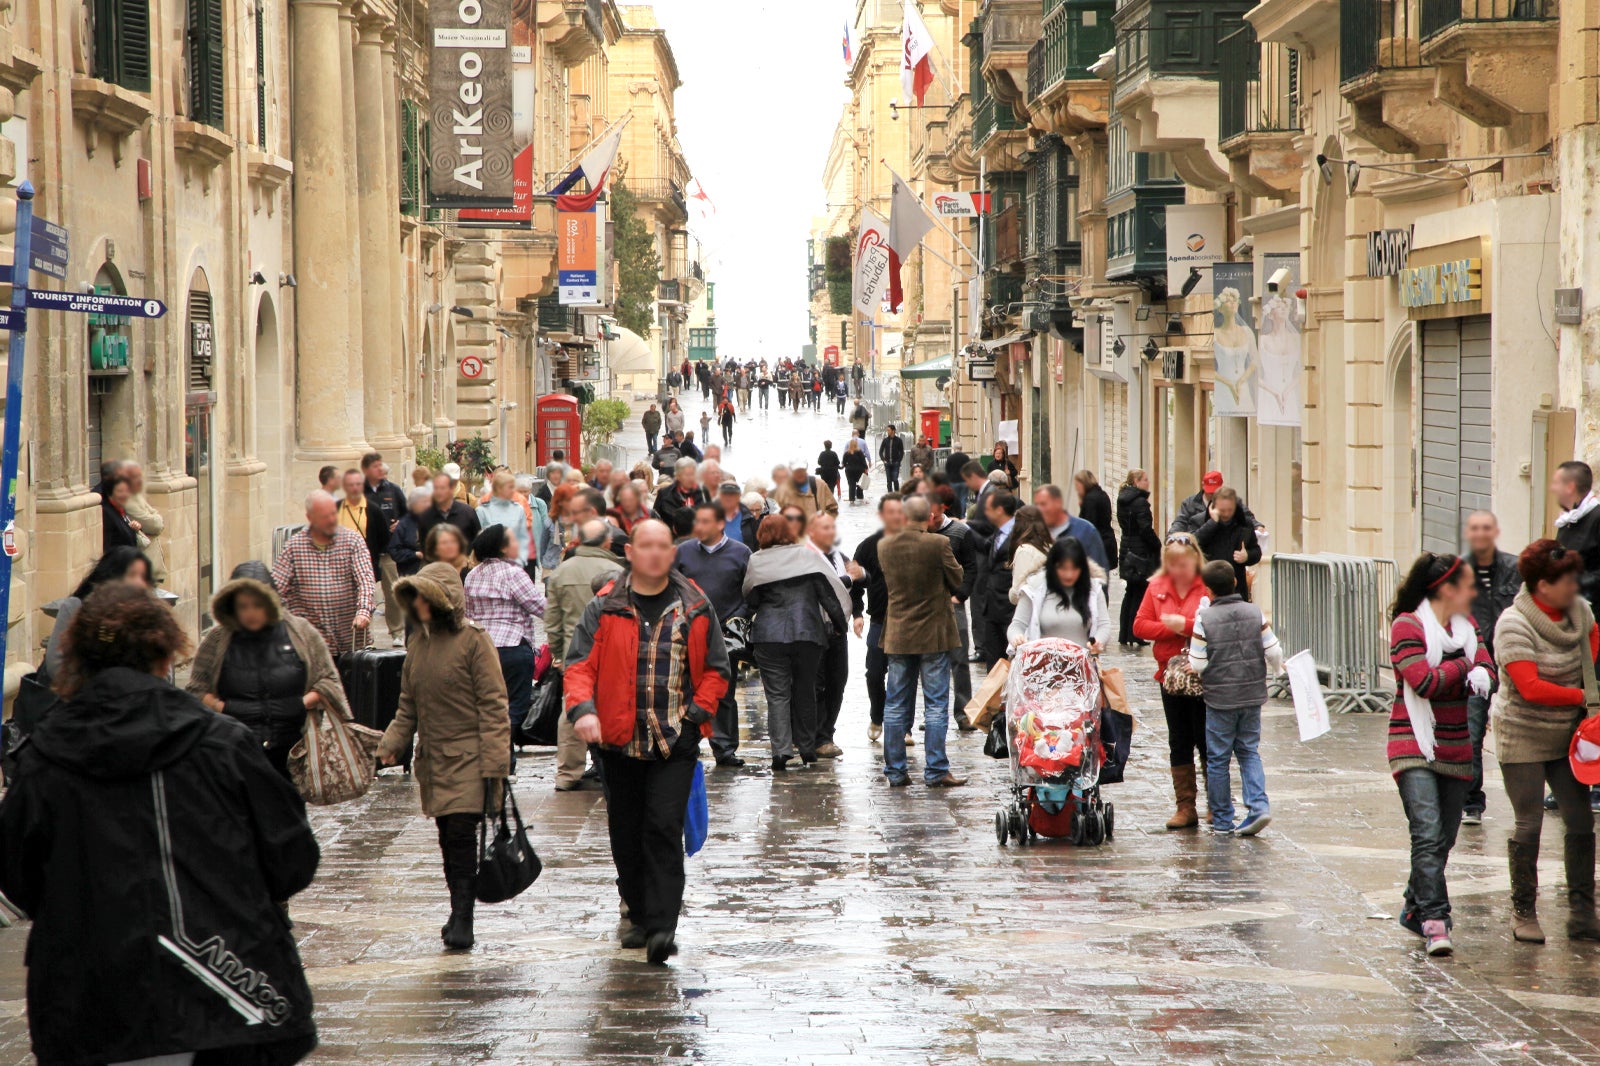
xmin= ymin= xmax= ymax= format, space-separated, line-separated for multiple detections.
xmin=1166 ymin=533 xmax=1195 ymax=545
xmin=784 ymin=514 xmax=804 ymax=523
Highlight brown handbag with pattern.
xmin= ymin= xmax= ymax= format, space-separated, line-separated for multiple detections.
xmin=1160 ymin=651 xmax=1205 ymax=698
xmin=288 ymin=705 xmax=384 ymax=805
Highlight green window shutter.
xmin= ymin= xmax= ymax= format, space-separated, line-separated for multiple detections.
xmin=187 ymin=0 xmax=224 ymax=127
xmin=399 ymin=100 xmax=419 ymax=215
xmin=255 ymin=0 xmax=268 ymax=146
xmin=96 ymin=0 xmax=152 ymax=93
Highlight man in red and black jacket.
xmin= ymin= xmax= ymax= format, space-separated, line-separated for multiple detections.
xmin=564 ymin=519 xmax=730 ymax=965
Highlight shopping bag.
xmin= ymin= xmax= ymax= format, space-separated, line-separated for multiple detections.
xmin=684 ymin=763 xmax=708 ymax=857
xmin=1099 ymin=666 xmax=1131 ymax=716
xmin=1099 ymin=708 xmax=1134 ymax=784
xmin=476 ymin=781 xmax=543 ymax=903
xmin=967 ymin=658 xmax=1010 ymax=729
xmin=518 ymin=667 xmax=564 ymax=746
xmin=983 ymin=715 xmax=1010 ymax=759
xmin=1286 ymin=650 xmax=1331 ymax=742
xmin=287 ymin=705 xmax=383 ymax=805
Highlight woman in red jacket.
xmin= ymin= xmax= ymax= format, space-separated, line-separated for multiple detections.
xmin=1388 ymin=552 xmax=1493 ymax=959
xmin=1133 ymin=533 xmax=1209 ymax=831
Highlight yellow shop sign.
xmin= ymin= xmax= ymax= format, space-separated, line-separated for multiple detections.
xmin=1396 ymin=238 xmax=1488 ymax=320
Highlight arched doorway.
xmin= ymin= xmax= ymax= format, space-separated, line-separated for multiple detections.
xmin=1384 ymin=326 xmax=1417 ymax=564
xmin=86 ymin=262 xmax=136 ymax=485
xmin=185 ymin=268 xmax=217 ymax=626
xmin=255 ymin=296 xmax=281 ymax=504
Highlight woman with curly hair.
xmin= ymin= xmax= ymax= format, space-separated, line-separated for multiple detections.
xmin=0 ymin=583 xmax=320 ymax=1064
xmin=1490 ymin=539 xmax=1600 ymax=945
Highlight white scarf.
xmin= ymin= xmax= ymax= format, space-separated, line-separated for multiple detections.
xmin=1402 ymin=597 xmax=1478 ymax=762
xmin=1557 ymin=492 xmax=1600 ymax=529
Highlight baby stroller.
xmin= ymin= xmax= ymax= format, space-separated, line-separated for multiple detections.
xmin=994 ymin=638 xmax=1113 ymax=846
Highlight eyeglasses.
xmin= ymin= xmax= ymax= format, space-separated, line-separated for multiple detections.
xmin=783 ymin=513 xmax=804 ymax=523
xmin=1165 ymin=533 xmax=1195 ymax=545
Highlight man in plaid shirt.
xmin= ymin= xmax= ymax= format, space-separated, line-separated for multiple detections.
xmin=272 ymin=490 xmax=376 ymax=656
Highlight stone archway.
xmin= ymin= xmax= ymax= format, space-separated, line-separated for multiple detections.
xmin=1384 ymin=324 xmax=1418 ymax=565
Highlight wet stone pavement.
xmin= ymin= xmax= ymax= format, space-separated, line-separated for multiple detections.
xmin=5 ymin=394 xmax=1600 ymax=1064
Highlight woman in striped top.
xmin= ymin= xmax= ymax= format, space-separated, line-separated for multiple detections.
xmin=1389 ymin=552 xmax=1494 ymax=958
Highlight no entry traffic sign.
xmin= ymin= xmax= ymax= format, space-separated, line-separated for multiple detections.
xmin=459 ymin=354 xmax=485 ymax=379
xmin=27 ymin=290 xmax=167 ymax=318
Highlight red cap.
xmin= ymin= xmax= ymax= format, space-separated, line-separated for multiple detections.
xmin=1202 ymin=470 xmax=1225 ymax=492
xmin=1572 ymin=716 xmax=1600 ymax=786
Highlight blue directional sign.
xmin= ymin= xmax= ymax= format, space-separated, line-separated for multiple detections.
xmin=28 ymin=217 xmax=68 ymax=281
xmin=26 ymin=289 xmax=166 ymax=318
xmin=0 ymin=310 xmax=20 ymax=331
xmin=0 ymin=265 xmax=10 ymax=285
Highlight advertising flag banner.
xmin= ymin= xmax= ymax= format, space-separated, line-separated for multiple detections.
xmin=930 ymin=192 xmax=991 ymax=218
xmin=1164 ymin=203 xmax=1227 ymax=295
xmin=853 ymin=209 xmax=892 ymax=317
xmin=1212 ymin=261 xmax=1258 ymax=419
xmin=429 ymin=0 xmax=515 ymax=206
xmin=1258 ymin=253 xmax=1304 ymax=427
xmin=557 ymin=210 xmax=598 ymax=289
xmin=900 ymin=1 xmax=935 ymax=105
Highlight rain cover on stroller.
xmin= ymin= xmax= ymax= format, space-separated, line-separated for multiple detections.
xmin=1004 ymin=639 xmax=1103 ymax=786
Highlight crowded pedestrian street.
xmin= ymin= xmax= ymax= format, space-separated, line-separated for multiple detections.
xmin=2 ymin=396 xmax=1598 ymax=1066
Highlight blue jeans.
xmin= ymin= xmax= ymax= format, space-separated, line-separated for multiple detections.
xmin=1395 ymin=767 xmax=1470 ymax=924
xmin=884 ymin=653 xmax=950 ymax=784
xmin=1205 ymin=706 xmax=1267 ymax=830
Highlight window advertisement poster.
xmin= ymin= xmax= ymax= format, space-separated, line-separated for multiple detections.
xmin=1212 ymin=262 xmax=1257 ymax=418
xmin=1258 ymin=253 xmax=1304 ymax=428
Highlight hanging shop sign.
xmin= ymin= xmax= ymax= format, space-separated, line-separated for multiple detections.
xmin=1164 ymin=204 xmax=1227 ymax=296
xmin=1366 ymin=228 xmax=1413 ymax=278
xmin=1399 ymin=238 xmax=1486 ymax=320
xmin=428 ymin=0 xmax=515 ymax=207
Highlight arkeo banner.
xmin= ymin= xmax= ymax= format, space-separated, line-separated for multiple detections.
xmin=429 ymin=0 xmax=514 ymax=207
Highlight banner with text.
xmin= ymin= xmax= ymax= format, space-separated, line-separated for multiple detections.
xmin=930 ymin=192 xmax=991 ymax=218
xmin=429 ymin=0 xmax=515 ymax=207
xmin=1165 ymin=204 xmax=1227 ymax=296
xmin=558 ymin=207 xmax=599 ymax=304
xmin=853 ymin=209 xmax=892 ymax=317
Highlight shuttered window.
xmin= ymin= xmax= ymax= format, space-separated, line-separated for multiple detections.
xmin=91 ymin=0 xmax=152 ymax=93
xmin=187 ymin=0 xmax=226 ymax=128
xmin=255 ymin=0 xmax=268 ymax=146
xmin=1420 ymin=316 xmax=1492 ymax=552
xmin=400 ymin=100 xmax=421 ymax=215
xmin=187 ymin=290 xmax=215 ymax=392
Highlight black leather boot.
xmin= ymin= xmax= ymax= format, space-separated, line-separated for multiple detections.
xmin=441 ymin=878 xmax=476 ymax=950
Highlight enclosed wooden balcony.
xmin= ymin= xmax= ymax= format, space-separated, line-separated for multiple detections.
xmin=1025 ymin=0 xmax=1116 ymax=137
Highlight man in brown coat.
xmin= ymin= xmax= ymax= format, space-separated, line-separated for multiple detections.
xmin=878 ymin=494 xmax=966 ymax=788
xmin=772 ymin=459 xmax=840 ymax=519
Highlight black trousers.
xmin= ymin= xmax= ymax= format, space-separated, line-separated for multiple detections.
xmin=722 ymin=424 xmax=733 ymax=446
xmin=1161 ymin=690 xmax=1208 ymax=768
xmin=710 ymin=686 xmax=739 ymax=759
xmin=821 ymin=472 xmax=840 ymax=494
xmin=866 ymin=621 xmax=887 ymax=726
xmin=599 ymin=730 xmax=700 ymax=934
xmin=815 ymin=633 xmax=849 ymax=745
xmin=845 ymin=470 xmax=864 ymax=501
xmin=1119 ymin=577 xmax=1148 ymax=643
xmin=975 ymin=607 xmax=1012 ymax=670
xmin=646 ymin=432 xmax=658 ymax=453
xmin=436 ymin=813 xmax=482 ymax=883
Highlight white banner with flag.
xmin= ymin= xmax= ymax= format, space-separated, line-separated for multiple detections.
xmin=854 ymin=209 xmax=893 ymax=317
xmin=885 ymin=169 xmax=935 ymax=314
xmin=930 ymin=191 xmax=991 ymax=218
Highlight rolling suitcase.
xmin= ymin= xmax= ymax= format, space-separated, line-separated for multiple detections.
xmin=341 ymin=640 xmax=410 ymax=772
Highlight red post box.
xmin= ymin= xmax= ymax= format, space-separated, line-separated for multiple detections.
xmin=536 ymin=394 xmax=580 ymax=469
xmin=919 ymin=408 xmax=942 ymax=448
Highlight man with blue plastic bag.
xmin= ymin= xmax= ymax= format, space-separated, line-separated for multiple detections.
xmin=564 ymin=520 xmax=731 ymax=965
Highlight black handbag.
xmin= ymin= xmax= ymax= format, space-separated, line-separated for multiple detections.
xmin=3 ymin=669 xmax=59 ymax=783
xmin=1099 ymin=708 xmax=1134 ymax=785
xmin=983 ymin=715 xmax=1009 ymax=759
xmin=476 ymin=781 xmax=542 ymax=904
xmin=518 ymin=667 xmax=564 ymax=746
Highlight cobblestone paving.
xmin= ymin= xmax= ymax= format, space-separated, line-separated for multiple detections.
xmin=4 ymin=393 xmax=1600 ymax=1063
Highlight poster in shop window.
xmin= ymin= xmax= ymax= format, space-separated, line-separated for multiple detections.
xmin=1211 ymin=262 xmax=1257 ymax=418
xmin=1257 ymin=253 xmax=1304 ymax=428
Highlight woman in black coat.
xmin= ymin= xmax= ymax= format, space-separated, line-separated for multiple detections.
xmin=100 ymin=474 xmax=142 ymax=553
xmin=1115 ymin=469 xmax=1163 ymax=646
xmin=816 ymin=441 xmax=842 ymax=494
xmin=1074 ymin=470 xmax=1118 ymax=569
xmin=0 ymin=582 xmax=320 ymax=1066
xmin=841 ymin=437 xmax=871 ymax=503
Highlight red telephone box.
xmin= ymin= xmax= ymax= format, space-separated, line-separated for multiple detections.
xmin=919 ymin=408 xmax=943 ymax=448
xmin=536 ymin=394 xmax=580 ymax=469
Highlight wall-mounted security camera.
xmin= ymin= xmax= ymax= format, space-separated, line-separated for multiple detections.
xmin=1267 ymin=267 xmax=1292 ymax=292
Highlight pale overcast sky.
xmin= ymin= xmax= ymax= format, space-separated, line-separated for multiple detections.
xmin=646 ymin=0 xmax=852 ymax=361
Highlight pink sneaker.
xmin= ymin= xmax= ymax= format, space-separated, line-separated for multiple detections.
xmin=1422 ymin=919 xmax=1453 ymax=957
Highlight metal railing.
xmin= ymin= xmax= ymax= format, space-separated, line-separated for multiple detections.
xmin=972 ymin=95 xmax=1024 ymax=150
xmin=1218 ymin=25 xmax=1300 ymax=144
xmin=1270 ymin=554 xmax=1399 ymax=714
xmin=1421 ymin=0 xmax=1553 ymax=39
xmin=1340 ymin=0 xmax=1423 ymax=86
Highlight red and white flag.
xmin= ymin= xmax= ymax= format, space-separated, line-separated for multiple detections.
xmin=900 ymin=1 xmax=936 ymax=107
xmin=885 ymin=169 xmax=935 ymax=313
xmin=853 ymin=209 xmax=893 ymax=317
xmin=930 ymin=191 xmax=992 ymax=218
xmin=685 ymin=177 xmax=717 ymax=225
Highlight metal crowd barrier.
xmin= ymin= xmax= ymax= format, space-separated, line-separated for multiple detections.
xmin=588 ymin=441 xmax=627 ymax=469
xmin=272 ymin=524 xmax=307 ymax=563
xmin=1270 ymin=553 xmax=1398 ymax=714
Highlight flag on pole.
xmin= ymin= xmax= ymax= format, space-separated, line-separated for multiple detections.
xmin=853 ymin=210 xmax=893 ymax=317
xmin=885 ymin=168 xmax=935 ymax=313
xmin=549 ymin=123 xmax=625 ymax=206
xmin=900 ymin=1 xmax=936 ymax=106
xmin=842 ymin=22 xmax=853 ymax=63
xmin=686 ymin=177 xmax=717 ymax=222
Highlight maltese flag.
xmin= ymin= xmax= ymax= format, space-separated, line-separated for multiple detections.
xmin=884 ymin=168 xmax=935 ymax=313
xmin=900 ymin=1 xmax=936 ymax=107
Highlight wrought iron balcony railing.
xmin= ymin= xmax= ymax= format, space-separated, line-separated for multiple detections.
xmin=1420 ymin=0 xmax=1554 ymax=40
xmin=1218 ymin=24 xmax=1300 ymax=144
xmin=1340 ymin=0 xmax=1424 ymax=86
